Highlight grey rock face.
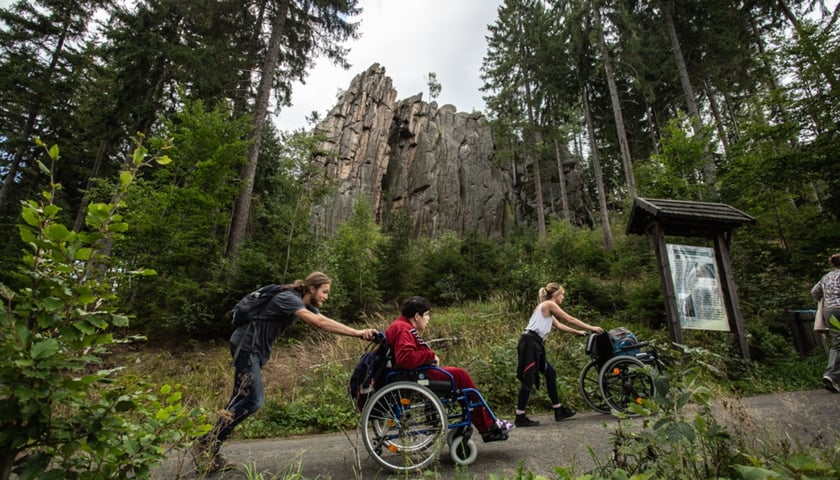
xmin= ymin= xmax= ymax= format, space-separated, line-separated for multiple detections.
xmin=311 ymin=64 xmax=512 ymax=238
xmin=311 ymin=63 xmax=397 ymax=236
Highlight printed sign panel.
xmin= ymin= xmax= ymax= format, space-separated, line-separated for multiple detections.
xmin=666 ymin=244 xmax=730 ymax=331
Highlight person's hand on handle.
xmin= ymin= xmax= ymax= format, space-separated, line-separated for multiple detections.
xmin=357 ymin=328 xmax=378 ymax=341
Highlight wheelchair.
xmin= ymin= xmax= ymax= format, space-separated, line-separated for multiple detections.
xmin=578 ymin=330 xmax=663 ymax=416
xmin=359 ymin=345 xmax=507 ymax=473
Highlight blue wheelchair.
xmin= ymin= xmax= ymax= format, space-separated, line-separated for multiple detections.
xmin=358 ymin=337 xmax=508 ymax=473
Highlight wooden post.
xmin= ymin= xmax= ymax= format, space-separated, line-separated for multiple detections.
xmin=714 ymin=232 xmax=751 ymax=360
xmin=651 ymin=222 xmax=683 ymax=344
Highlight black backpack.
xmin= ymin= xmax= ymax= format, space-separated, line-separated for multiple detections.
xmin=348 ymin=333 xmax=391 ymax=411
xmin=230 ymin=284 xmax=287 ymax=328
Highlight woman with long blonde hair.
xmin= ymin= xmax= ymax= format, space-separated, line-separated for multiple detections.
xmin=515 ymin=283 xmax=604 ymax=427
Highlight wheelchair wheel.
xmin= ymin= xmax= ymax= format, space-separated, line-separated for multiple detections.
xmin=579 ymin=359 xmax=610 ymax=414
xmin=449 ymin=435 xmax=478 ymax=466
xmin=599 ymin=356 xmax=655 ymax=416
xmin=360 ymin=381 xmax=447 ymax=473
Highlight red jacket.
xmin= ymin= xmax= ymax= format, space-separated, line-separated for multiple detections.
xmin=385 ymin=315 xmax=436 ymax=369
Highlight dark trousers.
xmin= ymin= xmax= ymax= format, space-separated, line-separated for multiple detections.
xmin=517 ymin=355 xmax=560 ymax=411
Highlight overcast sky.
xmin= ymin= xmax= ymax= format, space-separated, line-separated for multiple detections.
xmin=275 ymin=0 xmax=503 ymax=131
xmin=0 ymin=0 xmax=501 ymax=131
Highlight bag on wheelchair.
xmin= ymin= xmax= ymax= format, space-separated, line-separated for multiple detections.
xmin=349 ymin=342 xmax=391 ymax=411
xmin=609 ymin=327 xmax=641 ymax=356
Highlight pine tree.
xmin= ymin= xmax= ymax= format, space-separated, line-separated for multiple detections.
xmin=482 ymin=0 xmax=555 ymax=248
xmin=227 ymin=0 xmax=361 ymax=256
xmin=0 ymin=0 xmax=110 ymax=211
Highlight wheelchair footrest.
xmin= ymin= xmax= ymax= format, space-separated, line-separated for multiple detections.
xmin=480 ymin=429 xmax=509 ymax=443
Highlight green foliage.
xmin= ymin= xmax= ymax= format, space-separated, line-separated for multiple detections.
xmin=462 ymin=341 xmax=521 ymax=409
xmin=623 ymin=274 xmax=666 ymax=329
xmin=735 ymin=450 xmax=839 ymax=480
xmin=635 ymin=114 xmax=717 ymax=202
xmin=427 ymin=72 xmax=442 ymax=101
xmin=248 ymin=128 xmax=335 ymax=274
xmin=214 ymin=128 xmax=337 ymax=322
xmin=584 ymin=348 xmax=741 ymax=479
xmin=492 ymin=231 xmax=555 ymax=317
xmin=416 ymin=232 xmax=508 ymax=305
xmin=0 ymin=138 xmax=208 ymax=479
xmin=117 ymin=98 xmax=251 ymax=336
xmin=321 ymin=198 xmax=383 ymax=320
xmin=378 ymin=211 xmax=424 ymax=303
xmin=243 ymin=363 xmax=357 ymax=437
xmin=545 ymin=220 xmax=610 ymax=275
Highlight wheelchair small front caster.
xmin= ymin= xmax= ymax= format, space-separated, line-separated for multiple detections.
xmin=449 ymin=435 xmax=478 ymax=465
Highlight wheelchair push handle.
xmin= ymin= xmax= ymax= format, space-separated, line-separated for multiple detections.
xmin=372 ymin=331 xmax=386 ymax=345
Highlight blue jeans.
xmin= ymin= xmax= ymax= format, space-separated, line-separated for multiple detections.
xmin=202 ymin=350 xmax=264 ymax=452
xmin=517 ymin=358 xmax=560 ymax=411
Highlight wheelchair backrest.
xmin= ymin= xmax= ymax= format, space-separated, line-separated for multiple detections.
xmin=586 ymin=332 xmax=615 ymax=365
xmin=349 ymin=338 xmax=393 ymax=411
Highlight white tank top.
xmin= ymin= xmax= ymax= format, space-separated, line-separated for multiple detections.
xmin=524 ymin=302 xmax=553 ymax=340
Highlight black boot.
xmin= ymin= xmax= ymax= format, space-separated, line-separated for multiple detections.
xmin=515 ymin=413 xmax=540 ymax=427
xmin=554 ymin=405 xmax=576 ymax=421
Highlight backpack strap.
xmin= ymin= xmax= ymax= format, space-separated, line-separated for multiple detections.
xmin=231 ymin=320 xmax=258 ymax=367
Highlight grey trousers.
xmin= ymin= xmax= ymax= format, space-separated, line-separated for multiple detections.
xmin=824 ymin=308 xmax=840 ymax=381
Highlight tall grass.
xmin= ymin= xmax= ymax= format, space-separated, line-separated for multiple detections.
xmin=111 ymin=296 xmax=830 ymax=441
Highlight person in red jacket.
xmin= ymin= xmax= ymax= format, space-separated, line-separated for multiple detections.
xmin=385 ymin=296 xmax=514 ymax=442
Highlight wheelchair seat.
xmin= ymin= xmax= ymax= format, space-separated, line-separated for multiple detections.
xmin=385 ymin=368 xmax=454 ymax=396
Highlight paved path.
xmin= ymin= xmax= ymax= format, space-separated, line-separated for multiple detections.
xmin=154 ymin=389 xmax=840 ymax=480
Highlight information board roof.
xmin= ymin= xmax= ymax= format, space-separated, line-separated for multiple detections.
xmin=626 ymin=197 xmax=756 ymax=237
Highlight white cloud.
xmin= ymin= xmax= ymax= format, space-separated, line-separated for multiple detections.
xmin=274 ymin=0 xmax=502 ymax=131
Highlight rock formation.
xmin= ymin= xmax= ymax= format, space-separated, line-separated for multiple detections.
xmin=310 ymin=63 xmax=397 ymax=237
xmin=311 ymin=64 xmax=512 ymax=239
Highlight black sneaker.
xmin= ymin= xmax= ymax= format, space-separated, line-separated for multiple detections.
xmin=481 ymin=425 xmax=509 ymax=443
xmin=554 ymin=406 xmax=576 ymax=421
xmin=515 ymin=413 xmax=540 ymax=427
xmin=823 ymin=376 xmax=839 ymax=393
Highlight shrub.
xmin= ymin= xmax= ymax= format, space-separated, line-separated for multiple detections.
xmin=0 ymin=138 xmax=209 ymax=479
xmin=243 ymin=362 xmax=358 ymax=437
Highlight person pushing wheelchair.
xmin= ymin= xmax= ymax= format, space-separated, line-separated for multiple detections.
xmin=515 ymin=282 xmax=604 ymax=427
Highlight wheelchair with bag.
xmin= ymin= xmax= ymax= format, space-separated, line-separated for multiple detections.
xmin=578 ymin=328 xmax=663 ymax=416
xmin=356 ymin=334 xmax=508 ymax=473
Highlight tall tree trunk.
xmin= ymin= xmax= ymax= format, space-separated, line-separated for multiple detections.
xmin=554 ymin=137 xmax=571 ymax=224
xmin=233 ymin=0 xmax=268 ymax=118
xmin=227 ymin=0 xmax=291 ymax=256
xmin=663 ymin=1 xmax=716 ymax=187
xmin=721 ymin=89 xmax=743 ymax=141
xmin=704 ymin=80 xmax=730 ymax=156
xmin=523 ymin=81 xmax=547 ymax=249
xmin=73 ymin=141 xmax=107 ymax=232
xmin=593 ymin=4 xmax=635 ymax=199
xmin=748 ymin=15 xmax=791 ymax=125
xmin=583 ymin=84 xmax=612 ymax=250
xmin=663 ymin=2 xmax=701 ymax=127
xmin=0 ymin=16 xmax=71 ymax=209
xmin=647 ymin=105 xmax=660 ymax=155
